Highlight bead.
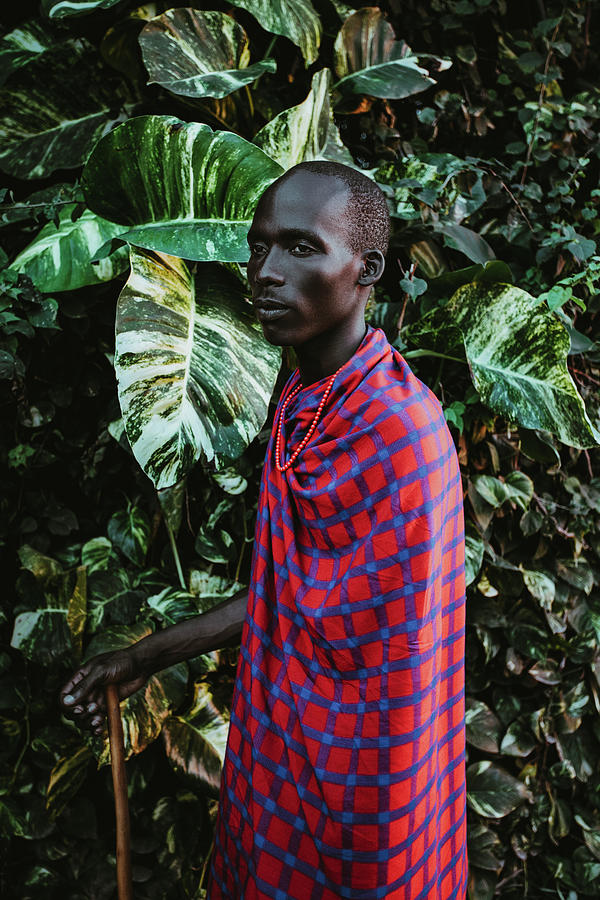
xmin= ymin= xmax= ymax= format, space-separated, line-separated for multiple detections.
xmin=275 ymin=365 xmax=343 ymax=472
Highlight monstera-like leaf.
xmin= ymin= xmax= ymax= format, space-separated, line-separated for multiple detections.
xmin=0 ymin=40 xmax=121 ymax=180
xmin=115 ymin=247 xmax=281 ymax=489
xmin=254 ymin=68 xmax=331 ymax=169
xmin=139 ymin=8 xmax=276 ymax=99
xmin=162 ymin=682 xmax=229 ymax=794
xmin=333 ymin=7 xmax=448 ymax=100
xmin=9 ymin=206 xmax=128 ymax=292
xmin=0 ymin=20 xmax=57 ymax=85
xmin=229 ymin=0 xmax=322 ymax=66
xmin=42 ymin=0 xmax=127 ymax=18
xmin=82 ymin=115 xmax=284 ymax=261
xmin=445 ymin=282 xmax=600 ymax=448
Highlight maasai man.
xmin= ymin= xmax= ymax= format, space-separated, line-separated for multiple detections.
xmin=61 ymin=162 xmax=467 ymax=899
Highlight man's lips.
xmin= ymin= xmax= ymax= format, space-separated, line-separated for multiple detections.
xmin=253 ymin=297 xmax=290 ymax=322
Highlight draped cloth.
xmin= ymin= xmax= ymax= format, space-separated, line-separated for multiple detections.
xmin=208 ymin=326 xmax=467 ymax=900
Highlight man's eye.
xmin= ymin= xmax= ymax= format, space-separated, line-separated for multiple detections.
xmin=249 ymin=244 xmax=266 ymax=256
xmin=291 ymin=243 xmax=313 ymax=255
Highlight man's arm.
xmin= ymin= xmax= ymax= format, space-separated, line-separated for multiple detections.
xmin=60 ymin=589 xmax=247 ymax=735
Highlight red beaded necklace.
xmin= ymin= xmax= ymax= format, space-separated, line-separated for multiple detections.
xmin=275 ymin=365 xmax=343 ymax=472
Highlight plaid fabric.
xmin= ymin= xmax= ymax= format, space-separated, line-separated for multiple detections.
xmin=208 ymin=327 xmax=467 ymax=899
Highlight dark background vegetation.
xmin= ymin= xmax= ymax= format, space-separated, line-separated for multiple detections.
xmin=1 ymin=1 xmax=600 ymax=897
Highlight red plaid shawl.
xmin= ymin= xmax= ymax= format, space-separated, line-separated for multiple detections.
xmin=208 ymin=327 xmax=467 ymax=899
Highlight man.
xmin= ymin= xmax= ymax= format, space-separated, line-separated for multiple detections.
xmin=61 ymin=161 xmax=467 ymax=899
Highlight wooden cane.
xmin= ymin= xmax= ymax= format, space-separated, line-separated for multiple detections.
xmin=106 ymin=684 xmax=133 ymax=900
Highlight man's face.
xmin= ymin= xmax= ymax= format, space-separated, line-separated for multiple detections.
xmin=246 ymin=172 xmax=365 ymax=348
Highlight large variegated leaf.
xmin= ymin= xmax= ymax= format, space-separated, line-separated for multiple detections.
xmin=162 ymin=682 xmax=229 ymax=794
xmin=254 ymin=68 xmax=331 ymax=169
xmin=0 ymin=40 xmax=121 ymax=180
xmin=0 ymin=20 xmax=56 ymax=86
xmin=86 ymin=623 xmax=188 ymax=762
xmin=228 ymin=0 xmax=322 ymax=66
xmin=446 ymin=283 xmax=600 ymax=448
xmin=333 ymin=7 xmax=447 ymax=99
xmin=115 ymin=247 xmax=281 ymax=489
xmin=139 ymin=8 xmax=276 ymax=99
xmin=82 ymin=115 xmax=284 ymax=261
xmin=9 ymin=206 xmax=128 ymax=293
xmin=42 ymin=0 xmax=127 ymax=18
xmin=467 ymin=761 xmax=531 ymax=818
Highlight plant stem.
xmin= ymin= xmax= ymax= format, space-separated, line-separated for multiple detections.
xmin=403 ymin=349 xmax=465 ymax=363
xmin=166 ymin=520 xmax=186 ymax=591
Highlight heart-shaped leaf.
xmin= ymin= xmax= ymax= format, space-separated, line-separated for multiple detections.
xmin=115 ymin=247 xmax=281 ymax=489
xmin=445 ymin=283 xmax=600 ymax=448
xmin=139 ymin=8 xmax=276 ymax=99
xmin=333 ymin=8 xmax=447 ymax=100
xmin=467 ymin=761 xmax=531 ymax=818
xmin=465 ymin=698 xmax=502 ymax=753
xmin=228 ymin=0 xmax=322 ymax=66
xmin=82 ymin=115 xmax=284 ymax=261
xmin=0 ymin=20 xmax=57 ymax=86
xmin=9 ymin=206 xmax=128 ymax=292
xmin=0 ymin=40 xmax=122 ymax=180
xmin=254 ymin=68 xmax=331 ymax=169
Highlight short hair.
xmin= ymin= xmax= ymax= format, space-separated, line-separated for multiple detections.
xmin=274 ymin=160 xmax=390 ymax=256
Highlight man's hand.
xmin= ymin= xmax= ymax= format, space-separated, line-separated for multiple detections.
xmin=60 ymin=649 xmax=147 ymax=736
xmin=60 ymin=589 xmax=248 ymax=736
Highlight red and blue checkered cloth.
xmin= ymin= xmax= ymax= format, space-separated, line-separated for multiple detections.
xmin=208 ymin=327 xmax=467 ymax=899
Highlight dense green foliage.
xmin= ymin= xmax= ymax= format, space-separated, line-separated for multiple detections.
xmin=1 ymin=1 xmax=600 ymax=897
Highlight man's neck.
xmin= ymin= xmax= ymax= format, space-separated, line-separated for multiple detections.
xmin=295 ymin=318 xmax=368 ymax=386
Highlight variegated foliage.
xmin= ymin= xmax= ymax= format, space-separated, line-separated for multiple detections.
xmin=82 ymin=115 xmax=284 ymax=261
xmin=0 ymin=39 xmax=121 ymax=179
xmin=84 ymin=622 xmax=189 ymax=762
xmin=333 ymin=7 xmax=449 ymax=99
xmin=115 ymin=247 xmax=281 ymax=490
xmin=42 ymin=0 xmax=127 ymax=18
xmin=139 ymin=8 xmax=276 ymax=99
xmin=10 ymin=206 xmax=128 ymax=292
xmin=446 ymin=283 xmax=600 ymax=448
xmin=0 ymin=20 xmax=57 ymax=86
xmin=228 ymin=0 xmax=322 ymax=66
xmin=254 ymin=68 xmax=331 ymax=169
xmin=162 ymin=682 xmax=230 ymax=793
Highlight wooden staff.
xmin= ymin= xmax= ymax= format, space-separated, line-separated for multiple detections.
xmin=106 ymin=684 xmax=133 ymax=900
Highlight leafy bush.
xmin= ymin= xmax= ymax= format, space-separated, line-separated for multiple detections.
xmin=1 ymin=1 xmax=599 ymax=897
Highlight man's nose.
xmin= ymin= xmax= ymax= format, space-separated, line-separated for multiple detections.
xmin=254 ymin=248 xmax=284 ymax=285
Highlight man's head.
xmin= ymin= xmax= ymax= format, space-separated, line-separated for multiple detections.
xmin=247 ymin=163 xmax=389 ymax=370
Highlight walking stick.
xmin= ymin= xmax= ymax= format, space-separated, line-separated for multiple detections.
xmin=106 ymin=684 xmax=133 ymax=900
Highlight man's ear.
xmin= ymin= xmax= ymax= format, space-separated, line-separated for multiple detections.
xmin=357 ymin=249 xmax=385 ymax=286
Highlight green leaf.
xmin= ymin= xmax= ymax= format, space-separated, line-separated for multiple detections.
xmin=66 ymin=567 xmax=87 ymax=660
xmin=465 ymin=698 xmax=502 ymax=753
xmin=42 ymin=0 xmax=127 ymax=18
xmin=254 ymin=68 xmax=331 ymax=169
xmin=46 ymin=745 xmax=93 ymax=817
xmin=9 ymin=206 xmax=128 ymax=293
xmin=107 ymin=504 xmax=151 ymax=566
xmin=0 ymin=20 xmax=57 ymax=86
xmin=500 ymin=718 xmax=537 ymax=757
xmin=0 ymin=40 xmax=122 ymax=180
xmin=114 ymin=248 xmax=281 ymax=489
xmin=471 ymin=475 xmax=509 ymax=508
xmin=522 ymin=569 xmax=556 ymax=610
xmin=228 ymin=0 xmax=322 ymax=66
xmin=445 ymin=283 xmax=600 ymax=448
xmin=146 ymin=588 xmax=201 ymax=624
xmin=465 ymin=534 xmax=485 ymax=586
xmin=467 ymin=823 xmax=504 ymax=872
xmin=11 ymin=609 xmax=73 ymax=665
xmin=162 ymin=682 xmax=229 ymax=794
xmin=139 ymin=9 xmax=276 ymax=99
xmin=82 ymin=115 xmax=284 ymax=261
xmin=435 ymin=222 xmax=495 ymax=265
xmin=504 ymin=470 xmax=534 ymax=509
xmin=333 ymin=8 xmax=446 ymax=99
xmin=466 ymin=761 xmax=531 ymax=818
